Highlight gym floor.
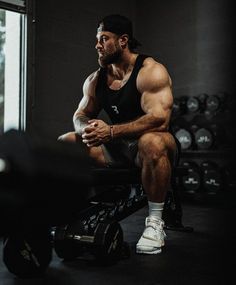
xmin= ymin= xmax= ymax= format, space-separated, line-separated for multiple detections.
xmin=0 ymin=194 xmax=235 ymax=285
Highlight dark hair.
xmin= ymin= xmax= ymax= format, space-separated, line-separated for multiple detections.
xmin=97 ymin=14 xmax=141 ymax=50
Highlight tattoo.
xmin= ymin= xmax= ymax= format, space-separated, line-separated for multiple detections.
xmin=74 ymin=115 xmax=90 ymax=135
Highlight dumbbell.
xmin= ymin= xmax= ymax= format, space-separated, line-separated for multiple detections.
xmin=186 ymin=94 xmax=207 ymax=113
xmin=172 ymin=96 xmax=187 ymax=117
xmin=180 ymin=161 xmax=201 ymax=193
xmin=201 ymin=161 xmax=222 ymax=194
xmin=174 ymin=128 xmax=193 ymax=150
xmin=186 ymin=96 xmax=200 ymax=113
xmin=205 ymin=92 xmax=228 ymax=113
xmin=191 ymin=125 xmax=214 ymax=150
xmin=3 ymin=227 xmax=52 ymax=278
xmin=206 ymin=95 xmax=220 ymax=112
xmin=54 ymin=220 xmax=123 ymax=264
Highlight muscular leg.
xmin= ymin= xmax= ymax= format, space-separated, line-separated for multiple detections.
xmin=136 ymin=132 xmax=176 ymax=202
xmin=58 ymin=132 xmax=107 ymax=167
xmin=136 ymin=131 xmax=176 ymax=254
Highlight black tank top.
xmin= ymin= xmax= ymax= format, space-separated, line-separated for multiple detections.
xmin=95 ymin=54 xmax=149 ymax=124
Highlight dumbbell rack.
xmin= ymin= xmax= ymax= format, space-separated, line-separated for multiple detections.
xmin=51 ymin=164 xmax=194 ymax=262
xmin=89 ymin=184 xmax=147 ymax=221
xmin=172 ymin=92 xmax=235 ymax=199
xmin=51 ymin=184 xmax=147 ymax=262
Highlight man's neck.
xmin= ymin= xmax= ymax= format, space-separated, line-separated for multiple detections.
xmin=109 ymin=52 xmax=138 ymax=80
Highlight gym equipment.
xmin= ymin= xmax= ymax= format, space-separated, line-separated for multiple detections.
xmin=174 ymin=128 xmax=193 ymax=150
xmin=190 ymin=125 xmax=214 ymax=150
xmin=180 ymin=161 xmax=201 ymax=193
xmin=186 ymin=96 xmax=200 ymax=113
xmin=0 ymin=129 xmax=192 ymax=277
xmin=172 ymin=98 xmax=182 ymax=116
xmin=194 ymin=127 xmax=213 ymax=150
xmin=54 ymin=219 xmax=123 ymax=264
xmin=0 ymin=129 xmax=188 ymax=229
xmin=3 ymin=227 xmax=52 ymax=278
xmin=53 ymin=185 xmax=146 ymax=262
xmin=186 ymin=93 xmax=208 ymax=113
xmin=91 ymin=168 xmax=191 ymax=232
xmin=52 ymin=204 xmax=107 ymax=260
xmin=201 ymin=161 xmax=222 ymax=194
xmin=172 ymin=96 xmax=187 ymax=117
xmin=206 ymin=95 xmax=220 ymax=112
xmin=205 ymin=92 xmax=228 ymax=113
xmin=163 ymin=189 xmax=193 ymax=232
xmin=90 ymin=184 xmax=147 ymax=220
xmin=53 ymin=172 xmax=193 ymax=262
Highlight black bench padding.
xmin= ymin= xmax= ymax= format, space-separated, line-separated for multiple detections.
xmin=91 ymin=166 xmax=188 ymax=186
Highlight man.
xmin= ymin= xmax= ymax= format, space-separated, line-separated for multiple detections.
xmin=59 ymin=14 xmax=177 ymax=254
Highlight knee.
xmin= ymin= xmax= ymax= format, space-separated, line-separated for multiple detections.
xmin=138 ymin=133 xmax=167 ymax=162
xmin=57 ymin=132 xmax=77 ymax=143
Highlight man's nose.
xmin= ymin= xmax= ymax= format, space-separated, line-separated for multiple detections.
xmin=95 ymin=41 xmax=102 ymax=50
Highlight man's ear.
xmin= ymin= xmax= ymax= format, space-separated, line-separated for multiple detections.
xmin=119 ymin=34 xmax=129 ymax=48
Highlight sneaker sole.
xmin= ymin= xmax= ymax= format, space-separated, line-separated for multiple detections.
xmin=136 ymin=247 xmax=162 ymax=254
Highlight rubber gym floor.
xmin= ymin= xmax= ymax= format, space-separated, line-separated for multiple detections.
xmin=0 ymin=194 xmax=235 ymax=285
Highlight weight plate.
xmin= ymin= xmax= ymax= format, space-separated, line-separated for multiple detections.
xmin=203 ymin=169 xmax=221 ymax=193
xmin=187 ymin=97 xmax=199 ymax=112
xmin=206 ymin=95 xmax=220 ymax=112
xmin=93 ymin=221 xmax=123 ymax=263
xmin=54 ymin=221 xmax=87 ymax=260
xmin=195 ymin=128 xmax=213 ymax=150
xmin=182 ymin=171 xmax=201 ymax=192
xmin=175 ymin=129 xmax=192 ymax=150
xmin=3 ymin=229 xmax=52 ymax=278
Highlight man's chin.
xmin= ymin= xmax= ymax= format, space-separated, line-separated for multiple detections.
xmin=98 ymin=58 xmax=107 ymax=68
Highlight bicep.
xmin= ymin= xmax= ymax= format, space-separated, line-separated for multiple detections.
xmin=141 ymin=87 xmax=173 ymax=120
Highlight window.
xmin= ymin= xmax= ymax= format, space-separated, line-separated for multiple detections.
xmin=0 ymin=9 xmax=5 ymax=133
xmin=0 ymin=0 xmax=26 ymax=134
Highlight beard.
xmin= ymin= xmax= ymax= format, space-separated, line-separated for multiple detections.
xmin=98 ymin=48 xmax=122 ymax=67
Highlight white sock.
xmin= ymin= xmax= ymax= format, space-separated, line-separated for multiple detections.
xmin=148 ymin=201 xmax=165 ymax=220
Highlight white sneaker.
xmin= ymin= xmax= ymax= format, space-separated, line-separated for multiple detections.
xmin=136 ymin=216 xmax=166 ymax=254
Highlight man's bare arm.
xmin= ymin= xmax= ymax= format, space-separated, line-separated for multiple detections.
xmin=73 ymin=71 xmax=101 ymax=135
xmin=111 ymin=60 xmax=173 ymax=138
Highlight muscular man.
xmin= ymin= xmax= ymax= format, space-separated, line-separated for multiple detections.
xmin=59 ymin=14 xmax=177 ymax=254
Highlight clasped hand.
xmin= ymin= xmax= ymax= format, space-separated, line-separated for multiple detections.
xmin=82 ymin=119 xmax=111 ymax=147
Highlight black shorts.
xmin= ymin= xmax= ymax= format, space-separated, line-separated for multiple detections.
xmin=101 ymin=139 xmax=139 ymax=168
xmin=101 ymin=135 xmax=180 ymax=169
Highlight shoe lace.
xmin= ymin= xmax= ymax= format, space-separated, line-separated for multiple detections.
xmin=145 ymin=217 xmax=166 ymax=237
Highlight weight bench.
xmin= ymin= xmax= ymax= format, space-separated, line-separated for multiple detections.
xmin=86 ymin=165 xmax=192 ymax=231
xmin=0 ymin=129 xmax=192 ymax=278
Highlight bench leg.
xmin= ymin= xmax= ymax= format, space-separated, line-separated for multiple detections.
xmin=163 ymin=186 xmax=193 ymax=232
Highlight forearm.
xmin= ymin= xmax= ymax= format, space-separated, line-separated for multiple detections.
xmin=112 ymin=114 xmax=168 ymax=139
xmin=73 ymin=114 xmax=90 ymax=135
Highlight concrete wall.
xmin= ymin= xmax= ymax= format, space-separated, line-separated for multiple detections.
xmin=136 ymin=0 xmax=233 ymax=97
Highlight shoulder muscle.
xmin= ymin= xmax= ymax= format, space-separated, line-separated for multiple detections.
xmin=137 ymin=58 xmax=172 ymax=94
xmin=83 ymin=69 xmax=100 ymax=96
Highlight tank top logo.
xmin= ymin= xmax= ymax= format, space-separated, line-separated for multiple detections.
xmin=111 ymin=105 xmax=119 ymax=114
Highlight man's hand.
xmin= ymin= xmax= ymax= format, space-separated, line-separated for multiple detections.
xmin=82 ymin=119 xmax=111 ymax=147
